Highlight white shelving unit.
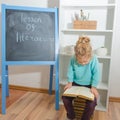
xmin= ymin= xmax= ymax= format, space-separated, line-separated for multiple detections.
xmin=59 ymin=0 xmax=116 ymax=111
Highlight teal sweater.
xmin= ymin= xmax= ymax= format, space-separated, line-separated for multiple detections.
xmin=67 ymin=55 xmax=100 ymax=87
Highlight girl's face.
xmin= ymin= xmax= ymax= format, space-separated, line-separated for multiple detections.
xmin=76 ymin=55 xmax=90 ymax=65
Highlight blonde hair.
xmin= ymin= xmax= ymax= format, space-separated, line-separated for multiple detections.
xmin=74 ymin=36 xmax=92 ymax=61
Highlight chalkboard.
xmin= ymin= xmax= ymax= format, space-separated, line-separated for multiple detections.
xmin=6 ymin=9 xmax=55 ymax=61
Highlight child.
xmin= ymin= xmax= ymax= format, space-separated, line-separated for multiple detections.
xmin=62 ymin=36 xmax=100 ymax=120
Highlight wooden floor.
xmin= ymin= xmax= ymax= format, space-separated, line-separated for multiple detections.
xmin=0 ymin=89 xmax=120 ymax=120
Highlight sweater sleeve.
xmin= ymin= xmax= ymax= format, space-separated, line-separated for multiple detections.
xmin=91 ymin=55 xmax=100 ymax=87
xmin=67 ymin=57 xmax=74 ymax=82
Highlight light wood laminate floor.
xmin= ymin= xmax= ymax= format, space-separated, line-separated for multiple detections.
xmin=0 ymin=89 xmax=120 ymax=120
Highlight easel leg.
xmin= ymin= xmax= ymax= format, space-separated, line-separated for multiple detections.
xmin=55 ymin=62 xmax=59 ymax=110
xmin=49 ymin=65 xmax=54 ymax=94
xmin=2 ymin=64 xmax=6 ymax=114
xmin=5 ymin=65 xmax=9 ymax=97
xmin=55 ymin=77 xmax=59 ymax=110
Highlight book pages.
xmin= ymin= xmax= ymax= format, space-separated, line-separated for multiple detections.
xmin=63 ymin=86 xmax=94 ymax=101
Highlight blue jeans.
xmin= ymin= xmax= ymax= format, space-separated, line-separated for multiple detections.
xmin=62 ymin=82 xmax=97 ymax=120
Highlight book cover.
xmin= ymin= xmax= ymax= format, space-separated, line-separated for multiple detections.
xmin=62 ymin=86 xmax=94 ymax=101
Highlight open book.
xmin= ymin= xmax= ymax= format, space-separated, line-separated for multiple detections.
xmin=62 ymin=86 xmax=94 ymax=101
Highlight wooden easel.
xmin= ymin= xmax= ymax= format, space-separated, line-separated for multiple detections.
xmin=1 ymin=4 xmax=59 ymax=114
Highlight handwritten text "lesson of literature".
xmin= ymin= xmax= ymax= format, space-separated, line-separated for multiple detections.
xmin=16 ymin=13 xmax=48 ymax=43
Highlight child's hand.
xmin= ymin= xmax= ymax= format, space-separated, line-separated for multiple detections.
xmin=64 ymin=82 xmax=72 ymax=90
xmin=90 ymin=87 xmax=99 ymax=99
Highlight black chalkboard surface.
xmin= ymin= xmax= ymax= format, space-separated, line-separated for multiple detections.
xmin=6 ymin=9 xmax=55 ymax=61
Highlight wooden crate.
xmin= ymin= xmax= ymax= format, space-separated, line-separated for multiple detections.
xmin=73 ymin=20 xmax=97 ymax=29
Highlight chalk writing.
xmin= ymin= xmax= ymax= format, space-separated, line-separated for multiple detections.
xmin=21 ymin=13 xmax=42 ymax=24
xmin=16 ymin=32 xmax=54 ymax=43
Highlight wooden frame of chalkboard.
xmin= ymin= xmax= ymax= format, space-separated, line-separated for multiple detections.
xmin=1 ymin=4 xmax=59 ymax=114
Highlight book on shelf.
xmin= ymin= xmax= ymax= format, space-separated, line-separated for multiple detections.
xmin=62 ymin=86 xmax=94 ymax=101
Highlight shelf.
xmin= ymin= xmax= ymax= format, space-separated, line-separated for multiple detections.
xmin=97 ymin=55 xmax=111 ymax=59
xmin=95 ymin=101 xmax=107 ymax=111
xmin=97 ymin=82 xmax=108 ymax=90
xmin=61 ymin=4 xmax=116 ymax=9
xmin=60 ymin=52 xmax=111 ymax=59
xmin=60 ymin=79 xmax=108 ymax=90
xmin=61 ymin=29 xmax=113 ymax=33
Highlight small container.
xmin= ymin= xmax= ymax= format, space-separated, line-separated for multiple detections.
xmin=73 ymin=20 xmax=97 ymax=29
xmin=96 ymin=47 xmax=108 ymax=56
